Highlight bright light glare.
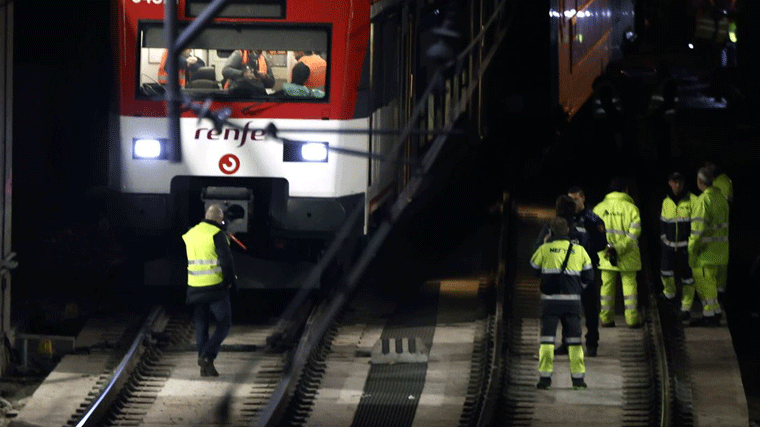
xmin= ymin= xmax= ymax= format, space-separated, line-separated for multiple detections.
xmin=134 ymin=139 xmax=162 ymax=159
xmin=688 ymin=43 xmax=694 ymax=49
xmin=301 ymin=143 xmax=328 ymax=162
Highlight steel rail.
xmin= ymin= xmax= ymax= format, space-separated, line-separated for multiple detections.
xmin=474 ymin=193 xmax=513 ymax=427
xmin=74 ymin=306 xmax=165 ymax=427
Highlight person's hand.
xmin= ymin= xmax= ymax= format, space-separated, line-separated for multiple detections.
xmin=243 ymin=67 xmax=255 ymax=79
xmin=186 ymin=56 xmax=198 ymax=66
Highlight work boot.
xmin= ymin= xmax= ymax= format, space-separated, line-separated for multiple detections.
xmin=554 ymin=344 xmax=568 ymax=356
xmin=572 ymin=378 xmax=588 ymax=390
xmin=680 ymin=311 xmax=691 ymax=324
xmin=199 ymin=356 xmax=219 ymax=377
xmin=586 ymin=346 xmax=598 ymax=357
xmin=601 ymin=321 xmax=616 ymax=328
xmin=536 ymin=377 xmax=552 ymax=390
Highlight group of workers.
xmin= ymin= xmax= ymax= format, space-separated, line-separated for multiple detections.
xmin=179 ymin=164 xmax=731 ymax=380
xmin=531 ymin=163 xmax=732 ymax=390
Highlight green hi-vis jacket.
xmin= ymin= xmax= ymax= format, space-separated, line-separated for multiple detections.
xmin=713 ymin=173 xmax=733 ymax=204
xmin=593 ymin=192 xmax=641 ymax=272
xmin=182 ymin=221 xmax=229 ymax=287
xmin=689 ymin=186 xmax=729 ymax=267
xmin=530 ymin=238 xmax=593 ymax=296
xmin=660 ymin=191 xmax=698 ymax=249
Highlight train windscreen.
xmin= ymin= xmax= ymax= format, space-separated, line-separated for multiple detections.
xmin=137 ymin=23 xmax=329 ymax=101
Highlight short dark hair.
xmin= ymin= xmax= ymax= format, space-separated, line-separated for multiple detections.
xmin=668 ymin=172 xmax=685 ymax=182
xmin=609 ymin=176 xmax=629 ymax=193
xmin=567 ymin=186 xmax=585 ymax=197
xmin=291 ymin=62 xmax=311 ymax=85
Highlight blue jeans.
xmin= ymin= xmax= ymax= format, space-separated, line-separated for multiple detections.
xmin=193 ymin=293 xmax=232 ymax=361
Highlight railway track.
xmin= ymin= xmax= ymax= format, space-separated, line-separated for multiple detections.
xmin=13 ymin=201 xmax=697 ymax=427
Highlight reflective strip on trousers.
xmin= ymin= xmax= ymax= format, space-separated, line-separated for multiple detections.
xmin=625 ymin=294 xmax=637 ymax=311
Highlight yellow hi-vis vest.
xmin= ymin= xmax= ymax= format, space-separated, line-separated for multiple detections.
xmin=182 ymin=222 xmax=227 ymax=287
xmin=689 ymin=186 xmax=729 ymax=267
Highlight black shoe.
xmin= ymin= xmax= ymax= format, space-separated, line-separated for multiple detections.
xmin=680 ymin=311 xmax=691 ymax=323
xmin=536 ymin=377 xmax=552 ymax=390
xmin=572 ymin=379 xmax=588 ymax=390
xmin=706 ymin=315 xmax=721 ymax=327
xmin=601 ymin=321 xmax=616 ymax=328
xmin=628 ymin=322 xmax=643 ymax=329
xmin=554 ymin=344 xmax=568 ymax=355
xmin=586 ymin=346 xmax=597 ymax=357
xmin=199 ymin=356 xmax=219 ymax=377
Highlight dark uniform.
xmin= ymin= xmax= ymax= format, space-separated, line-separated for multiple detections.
xmin=531 ymin=236 xmax=594 ymax=390
xmin=571 ymin=207 xmax=607 ymax=352
xmin=660 ymin=190 xmax=697 ymax=301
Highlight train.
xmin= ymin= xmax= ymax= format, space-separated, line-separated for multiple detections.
xmin=109 ymin=0 xmax=506 ymax=288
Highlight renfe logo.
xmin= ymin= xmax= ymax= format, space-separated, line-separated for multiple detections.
xmin=194 ymin=122 xmax=266 ymax=148
xmin=219 ymin=154 xmax=240 ymax=175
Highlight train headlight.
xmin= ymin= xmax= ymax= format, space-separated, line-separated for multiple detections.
xmin=283 ymin=141 xmax=328 ymax=162
xmin=301 ymin=143 xmax=328 ymax=162
xmin=133 ymin=138 xmax=168 ymax=160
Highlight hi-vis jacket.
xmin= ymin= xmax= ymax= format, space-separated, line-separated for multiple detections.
xmin=593 ymin=192 xmax=642 ymax=271
xmin=689 ymin=186 xmax=729 ymax=267
xmin=182 ymin=220 xmax=231 ymax=288
xmin=713 ymin=173 xmax=733 ymax=203
xmin=531 ymin=238 xmax=593 ymax=297
xmin=660 ymin=191 xmax=698 ymax=250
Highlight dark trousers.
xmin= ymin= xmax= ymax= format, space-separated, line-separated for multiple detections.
xmin=543 ymin=299 xmax=583 ymax=342
xmin=193 ymin=293 xmax=232 ymax=361
xmin=561 ymin=275 xmax=600 ymax=348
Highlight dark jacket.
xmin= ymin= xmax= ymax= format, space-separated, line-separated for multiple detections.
xmin=573 ymin=207 xmax=608 ymax=266
xmin=185 ymin=220 xmax=238 ymax=305
xmin=222 ymin=50 xmax=275 ymax=90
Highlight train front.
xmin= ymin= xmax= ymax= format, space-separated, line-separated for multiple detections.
xmin=110 ymin=0 xmax=371 ymax=288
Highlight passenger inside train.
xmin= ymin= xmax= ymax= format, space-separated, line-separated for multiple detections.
xmin=141 ymin=48 xmax=328 ymax=100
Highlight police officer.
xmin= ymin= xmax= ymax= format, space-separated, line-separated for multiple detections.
xmin=183 ymin=204 xmax=238 ymax=376
xmin=567 ymin=186 xmax=607 ymax=356
xmin=660 ymin=173 xmax=698 ymax=306
xmin=683 ymin=167 xmax=728 ymax=326
xmin=593 ymin=177 xmax=642 ymax=328
xmin=531 ymin=217 xmax=593 ymax=390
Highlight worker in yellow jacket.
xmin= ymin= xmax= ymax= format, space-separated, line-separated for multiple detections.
xmin=683 ymin=167 xmax=729 ymax=326
xmin=593 ymin=177 xmax=642 ymax=328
